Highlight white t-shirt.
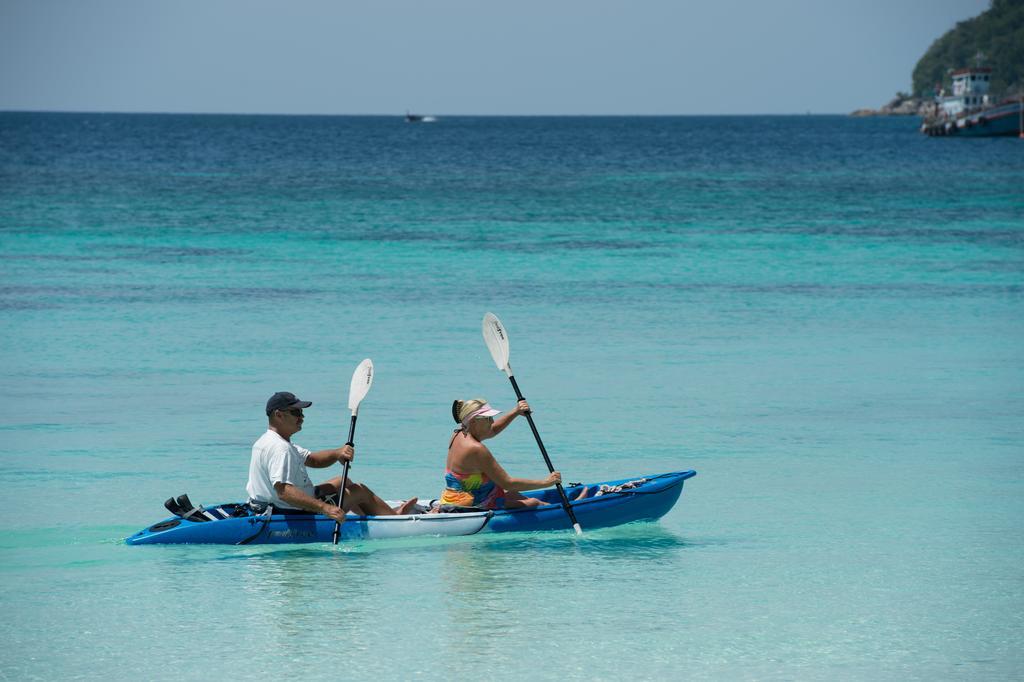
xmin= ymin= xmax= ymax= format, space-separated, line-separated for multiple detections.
xmin=246 ymin=430 xmax=314 ymax=509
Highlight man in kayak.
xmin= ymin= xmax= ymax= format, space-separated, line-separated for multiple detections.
xmin=247 ymin=391 xmax=418 ymax=520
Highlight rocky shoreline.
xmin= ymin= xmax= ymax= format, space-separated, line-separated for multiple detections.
xmin=850 ymin=93 xmax=932 ymax=117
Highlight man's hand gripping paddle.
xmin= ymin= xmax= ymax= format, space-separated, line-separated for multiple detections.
xmin=333 ymin=358 xmax=374 ymax=545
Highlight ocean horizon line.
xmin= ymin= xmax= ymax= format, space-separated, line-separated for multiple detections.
xmin=0 ymin=108 xmax=858 ymax=119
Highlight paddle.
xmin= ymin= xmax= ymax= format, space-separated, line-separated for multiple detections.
xmin=482 ymin=312 xmax=582 ymax=535
xmin=333 ymin=358 xmax=375 ymax=545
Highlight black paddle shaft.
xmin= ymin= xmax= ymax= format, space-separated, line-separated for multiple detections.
xmin=332 ymin=414 xmax=358 ymax=545
xmin=507 ymin=375 xmax=581 ymax=530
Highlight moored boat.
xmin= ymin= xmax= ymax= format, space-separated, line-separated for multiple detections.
xmin=125 ymin=470 xmax=696 ymax=545
xmin=920 ymin=67 xmax=1024 ymax=137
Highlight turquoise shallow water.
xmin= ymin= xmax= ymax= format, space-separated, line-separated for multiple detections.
xmin=1 ymin=113 xmax=1022 ymax=679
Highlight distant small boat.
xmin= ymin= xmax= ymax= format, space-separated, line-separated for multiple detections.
xmin=405 ymin=111 xmax=437 ymax=123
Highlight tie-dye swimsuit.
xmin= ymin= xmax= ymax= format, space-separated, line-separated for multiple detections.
xmin=440 ymin=469 xmax=507 ymax=509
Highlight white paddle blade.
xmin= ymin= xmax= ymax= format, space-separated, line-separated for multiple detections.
xmin=482 ymin=312 xmax=511 ymax=373
xmin=348 ymin=358 xmax=374 ymax=414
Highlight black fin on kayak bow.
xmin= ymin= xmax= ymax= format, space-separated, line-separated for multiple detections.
xmin=170 ymin=494 xmax=218 ymax=522
xmin=164 ymin=495 xmax=205 ymax=522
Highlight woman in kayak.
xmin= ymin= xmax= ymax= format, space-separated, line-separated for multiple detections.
xmin=441 ymin=398 xmax=580 ymax=510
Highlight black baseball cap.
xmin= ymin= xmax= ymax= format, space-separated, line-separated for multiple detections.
xmin=265 ymin=391 xmax=313 ymax=415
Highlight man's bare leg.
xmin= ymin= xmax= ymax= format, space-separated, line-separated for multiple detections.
xmin=344 ymin=481 xmax=418 ymax=516
xmin=317 ymin=477 xmax=418 ymax=515
xmin=316 ymin=477 xmax=365 ymax=515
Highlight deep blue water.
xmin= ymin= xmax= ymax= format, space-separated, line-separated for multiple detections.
xmin=1 ymin=112 xmax=1022 ymax=680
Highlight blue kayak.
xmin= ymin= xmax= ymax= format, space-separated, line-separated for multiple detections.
xmin=483 ymin=470 xmax=696 ymax=533
xmin=125 ymin=470 xmax=696 ymax=545
xmin=125 ymin=504 xmax=493 ymax=545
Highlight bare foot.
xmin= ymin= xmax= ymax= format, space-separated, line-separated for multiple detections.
xmin=574 ymin=487 xmax=589 ymax=501
xmin=395 ymin=497 xmax=419 ymax=515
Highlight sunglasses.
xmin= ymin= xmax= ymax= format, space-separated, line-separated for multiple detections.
xmin=279 ymin=408 xmax=304 ymax=418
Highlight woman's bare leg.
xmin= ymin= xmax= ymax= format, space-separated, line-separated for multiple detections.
xmin=503 ymin=491 xmax=548 ymax=509
xmin=504 ymin=487 xmax=588 ymax=509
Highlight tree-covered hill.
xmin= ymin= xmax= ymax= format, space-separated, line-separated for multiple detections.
xmin=912 ymin=0 xmax=1024 ymax=98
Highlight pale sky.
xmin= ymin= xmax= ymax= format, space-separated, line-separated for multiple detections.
xmin=0 ymin=0 xmax=991 ymax=115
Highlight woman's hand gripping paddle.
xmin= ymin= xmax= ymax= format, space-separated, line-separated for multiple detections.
xmin=333 ymin=358 xmax=374 ymax=545
xmin=482 ymin=313 xmax=582 ymax=535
